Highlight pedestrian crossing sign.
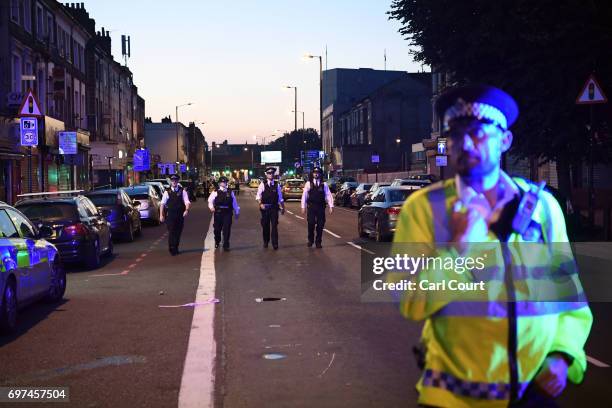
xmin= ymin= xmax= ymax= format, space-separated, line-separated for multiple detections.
xmin=576 ymin=75 xmax=608 ymax=105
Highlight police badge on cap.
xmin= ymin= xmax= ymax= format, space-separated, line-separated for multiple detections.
xmin=170 ymin=174 xmax=180 ymax=180
xmin=435 ymin=84 xmax=519 ymax=132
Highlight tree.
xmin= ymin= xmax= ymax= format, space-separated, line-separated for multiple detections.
xmin=389 ymin=0 xmax=612 ymax=199
xmin=267 ymin=128 xmax=322 ymax=166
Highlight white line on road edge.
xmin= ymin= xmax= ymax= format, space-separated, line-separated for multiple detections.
xmin=323 ymin=229 xmax=341 ymax=238
xmin=286 ymin=210 xmax=294 ymax=215
xmin=587 ymin=355 xmax=611 ymax=368
xmin=295 ymin=215 xmax=305 ymax=220
xmin=178 ymin=217 xmax=217 ymax=408
xmin=346 ymin=241 xmax=375 ymax=255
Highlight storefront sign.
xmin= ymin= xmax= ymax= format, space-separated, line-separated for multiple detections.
xmin=58 ymin=131 xmax=77 ymax=154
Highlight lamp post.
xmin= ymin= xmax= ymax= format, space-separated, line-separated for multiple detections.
xmin=305 ymin=54 xmax=323 ymax=138
xmin=396 ymin=138 xmax=403 ymax=171
xmin=284 ymin=86 xmax=298 ymax=132
xmin=175 ymin=102 xmax=193 ymax=169
xmin=292 ymin=110 xmax=305 ymax=129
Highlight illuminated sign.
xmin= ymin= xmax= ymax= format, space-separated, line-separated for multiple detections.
xmin=58 ymin=131 xmax=77 ymax=154
xmin=261 ymin=150 xmax=282 ymax=164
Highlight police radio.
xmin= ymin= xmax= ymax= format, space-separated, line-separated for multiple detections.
xmin=512 ymin=180 xmax=546 ymax=235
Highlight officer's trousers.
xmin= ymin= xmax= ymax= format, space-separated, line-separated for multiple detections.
xmin=166 ymin=214 xmax=184 ymax=254
xmin=260 ymin=207 xmax=279 ymax=246
xmin=213 ymin=210 xmax=233 ymax=248
xmin=307 ymin=206 xmax=326 ymax=244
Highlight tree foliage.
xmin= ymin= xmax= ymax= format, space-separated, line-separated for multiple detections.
xmin=389 ymin=0 xmax=612 ymax=171
xmin=267 ymin=128 xmax=321 ymax=165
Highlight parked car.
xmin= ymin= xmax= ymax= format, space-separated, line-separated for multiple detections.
xmin=334 ymin=182 xmax=359 ymax=207
xmin=349 ymin=183 xmax=373 ymax=208
xmin=407 ymin=174 xmax=439 ymax=183
xmin=137 ymin=181 xmax=166 ymax=199
xmin=0 ymin=201 xmax=65 ymax=333
xmin=357 ymin=186 xmax=419 ymax=242
xmin=179 ymin=180 xmax=197 ymax=202
xmin=148 ymin=178 xmax=170 ymax=189
xmin=124 ymin=185 xmax=161 ymax=225
xmin=15 ymin=193 xmax=113 ymax=269
xmin=282 ymin=179 xmax=305 ymax=201
xmin=248 ymin=178 xmax=260 ymax=188
xmin=364 ymin=182 xmax=391 ymax=203
xmin=327 ymin=176 xmax=357 ymax=193
xmin=390 ymin=178 xmax=432 ymax=188
xmin=85 ymin=188 xmax=142 ymax=242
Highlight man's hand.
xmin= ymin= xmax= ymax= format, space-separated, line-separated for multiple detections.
xmin=328 ymin=207 xmax=333 ymax=215
xmin=183 ymin=210 xmax=189 ymax=217
xmin=235 ymin=213 xmax=240 ymax=220
xmin=533 ymin=354 xmax=569 ymax=398
xmin=209 ymin=208 xmax=215 ymax=213
xmin=301 ymin=208 xmax=306 ymax=215
xmin=280 ymin=207 xmax=285 ymax=215
xmin=259 ymin=203 xmax=266 ymax=210
xmin=160 ymin=215 xmax=165 ymax=223
xmin=450 ymin=200 xmax=487 ymax=242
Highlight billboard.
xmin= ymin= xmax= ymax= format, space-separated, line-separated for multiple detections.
xmin=134 ymin=149 xmax=150 ymax=171
xmin=58 ymin=131 xmax=77 ymax=154
xmin=261 ymin=150 xmax=282 ymax=164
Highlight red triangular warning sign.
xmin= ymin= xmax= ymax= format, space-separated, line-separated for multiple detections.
xmin=576 ymin=75 xmax=608 ymax=105
xmin=17 ymin=89 xmax=43 ymax=117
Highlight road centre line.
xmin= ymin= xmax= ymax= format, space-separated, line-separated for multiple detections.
xmin=587 ymin=355 xmax=611 ymax=368
xmin=323 ymin=229 xmax=341 ymax=238
xmin=295 ymin=215 xmax=305 ymax=220
xmin=178 ymin=217 xmax=216 ymax=408
xmin=286 ymin=210 xmax=294 ymax=215
xmin=346 ymin=241 xmax=375 ymax=255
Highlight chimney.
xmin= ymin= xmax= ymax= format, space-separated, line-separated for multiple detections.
xmin=101 ymin=27 xmax=105 ymax=36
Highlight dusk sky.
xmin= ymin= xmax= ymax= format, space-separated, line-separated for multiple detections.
xmin=85 ymin=0 xmax=426 ymax=144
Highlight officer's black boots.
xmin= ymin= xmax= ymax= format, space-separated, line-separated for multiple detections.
xmin=307 ymin=241 xmax=313 ymax=247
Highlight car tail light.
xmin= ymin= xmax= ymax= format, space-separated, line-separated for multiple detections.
xmin=63 ymin=223 xmax=88 ymax=236
xmin=386 ymin=207 xmax=401 ymax=220
xmin=283 ymin=186 xmax=290 ymax=191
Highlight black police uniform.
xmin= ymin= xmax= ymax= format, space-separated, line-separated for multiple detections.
xmin=213 ymin=189 xmax=234 ymax=249
xmin=165 ymin=186 xmax=186 ymax=255
xmin=306 ymin=180 xmax=327 ymax=246
xmin=260 ymin=181 xmax=280 ymax=248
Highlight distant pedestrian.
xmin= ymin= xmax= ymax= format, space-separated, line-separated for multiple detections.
xmin=160 ymin=174 xmax=191 ymax=255
xmin=208 ymin=176 xmax=240 ymax=251
xmin=234 ymin=178 xmax=240 ymax=196
xmin=301 ymin=167 xmax=334 ymax=248
xmin=256 ymin=167 xmax=285 ymax=249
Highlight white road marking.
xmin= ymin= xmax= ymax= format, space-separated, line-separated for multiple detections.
xmin=346 ymin=241 xmax=375 ymax=255
xmin=286 ymin=210 xmax=294 ymax=215
xmin=318 ymin=352 xmax=336 ymax=378
xmin=323 ymin=229 xmax=341 ymax=238
xmin=587 ymin=355 xmax=611 ymax=368
xmin=178 ymin=217 xmax=217 ymax=408
xmin=295 ymin=215 xmax=305 ymax=220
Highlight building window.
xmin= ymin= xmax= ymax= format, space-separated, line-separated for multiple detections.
xmin=23 ymin=0 xmax=31 ymax=32
xmin=46 ymin=12 xmax=53 ymax=43
xmin=36 ymin=5 xmax=43 ymax=39
xmin=10 ymin=0 xmax=19 ymax=23
xmin=12 ymin=54 xmax=21 ymax=93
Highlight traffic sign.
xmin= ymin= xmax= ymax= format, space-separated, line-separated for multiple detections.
xmin=17 ymin=89 xmax=43 ymax=117
xmin=58 ymin=131 xmax=77 ymax=154
xmin=371 ymin=154 xmax=380 ymax=164
xmin=435 ymin=155 xmax=447 ymax=167
xmin=437 ymin=138 xmax=447 ymax=155
xmin=20 ymin=117 xmax=38 ymax=146
xmin=134 ymin=149 xmax=150 ymax=171
xmin=576 ymin=75 xmax=608 ymax=105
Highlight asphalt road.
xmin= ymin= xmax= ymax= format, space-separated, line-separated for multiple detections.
xmin=0 ymin=188 xmax=610 ymax=407
xmin=0 ymin=199 xmax=211 ymax=408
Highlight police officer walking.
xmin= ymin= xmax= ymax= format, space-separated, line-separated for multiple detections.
xmin=159 ymin=174 xmax=191 ymax=256
xmin=301 ymin=167 xmax=334 ymax=248
xmin=208 ymin=176 xmax=240 ymax=251
xmin=256 ymin=167 xmax=285 ymax=249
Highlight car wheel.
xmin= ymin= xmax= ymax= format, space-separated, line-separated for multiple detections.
xmin=0 ymin=280 xmax=17 ymax=334
xmin=46 ymin=258 xmax=66 ymax=303
xmin=135 ymin=220 xmax=143 ymax=236
xmin=86 ymin=240 xmax=101 ymax=270
xmin=375 ymin=219 xmax=384 ymax=242
xmin=105 ymin=236 xmax=114 ymax=257
xmin=125 ymin=222 xmax=135 ymax=242
xmin=357 ymin=215 xmax=367 ymax=238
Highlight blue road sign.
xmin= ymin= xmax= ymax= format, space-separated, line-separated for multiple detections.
xmin=134 ymin=149 xmax=150 ymax=171
xmin=20 ymin=117 xmax=38 ymax=146
xmin=58 ymin=131 xmax=77 ymax=154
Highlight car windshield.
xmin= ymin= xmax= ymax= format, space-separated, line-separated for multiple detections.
xmin=126 ymin=187 xmax=149 ymax=197
xmin=287 ymin=181 xmax=303 ymax=187
xmin=87 ymin=194 xmax=118 ymax=206
xmin=131 ymin=194 xmax=150 ymax=200
xmin=17 ymin=203 xmax=79 ymax=221
xmin=387 ymin=189 xmax=414 ymax=202
xmin=362 ymin=184 xmax=372 ymax=191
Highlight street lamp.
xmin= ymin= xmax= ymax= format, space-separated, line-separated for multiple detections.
xmin=292 ymin=110 xmax=305 ymax=129
xmin=396 ymin=138 xmax=403 ymax=171
xmin=175 ymin=102 xmax=193 ymax=167
xmin=304 ymin=53 xmax=323 ymax=138
xmin=283 ymin=86 xmax=298 ymax=132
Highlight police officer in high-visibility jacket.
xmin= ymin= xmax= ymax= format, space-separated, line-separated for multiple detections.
xmin=391 ymin=85 xmax=592 ymax=407
xmin=160 ymin=174 xmax=191 ymax=255
xmin=256 ymin=167 xmax=285 ymax=249
xmin=208 ymin=176 xmax=240 ymax=251
xmin=301 ymin=167 xmax=334 ymax=248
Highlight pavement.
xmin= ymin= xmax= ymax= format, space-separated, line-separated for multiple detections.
xmin=0 ymin=187 xmax=610 ymax=407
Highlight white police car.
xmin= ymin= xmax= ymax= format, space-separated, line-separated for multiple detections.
xmin=0 ymin=201 xmax=65 ymax=334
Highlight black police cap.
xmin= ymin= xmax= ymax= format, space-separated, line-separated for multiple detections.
xmin=312 ymin=167 xmax=322 ymax=173
xmin=435 ymin=84 xmax=518 ymax=131
xmin=169 ymin=174 xmax=180 ymax=180
xmin=265 ymin=167 xmax=276 ymax=174
xmin=218 ymin=176 xmax=229 ymax=183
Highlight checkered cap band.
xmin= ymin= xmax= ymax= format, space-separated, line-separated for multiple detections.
xmin=422 ymin=369 xmax=529 ymax=400
xmin=443 ymin=99 xmax=508 ymax=131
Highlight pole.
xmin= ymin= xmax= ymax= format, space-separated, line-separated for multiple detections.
xmin=107 ymin=157 xmax=112 ymax=187
xmin=301 ymin=111 xmax=305 ymax=129
xmin=175 ymin=106 xmax=179 ymax=165
xmin=294 ymin=87 xmax=297 ymax=132
xmin=588 ymin=105 xmax=594 ymax=226
xmin=28 ymin=146 xmax=32 ymax=193
xmin=319 ymin=56 xmax=322 ymax=139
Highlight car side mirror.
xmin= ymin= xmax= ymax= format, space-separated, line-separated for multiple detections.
xmin=39 ymin=225 xmax=53 ymax=239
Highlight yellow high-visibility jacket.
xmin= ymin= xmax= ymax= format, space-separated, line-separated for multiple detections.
xmin=392 ymin=177 xmax=592 ymax=408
